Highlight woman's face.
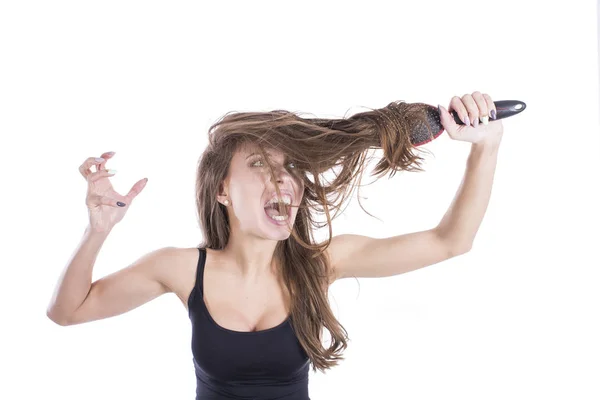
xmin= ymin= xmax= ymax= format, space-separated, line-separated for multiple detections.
xmin=220 ymin=145 xmax=304 ymax=241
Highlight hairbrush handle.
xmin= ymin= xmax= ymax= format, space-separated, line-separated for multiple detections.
xmin=450 ymin=100 xmax=527 ymax=125
xmin=413 ymin=99 xmax=526 ymax=146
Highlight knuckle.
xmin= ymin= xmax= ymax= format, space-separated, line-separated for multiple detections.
xmin=81 ymin=158 xmax=94 ymax=171
xmin=451 ymin=97 xmax=464 ymax=109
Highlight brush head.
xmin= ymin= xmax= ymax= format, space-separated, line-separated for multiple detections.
xmin=409 ymin=100 xmax=526 ymax=147
xmin=409 ymin=104 xmax=445 ymax=147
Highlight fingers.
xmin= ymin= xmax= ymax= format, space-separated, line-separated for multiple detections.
xmin=125 ymin=178 xmax=149 ymax=201
xmin=79 ymin=156 xmax=104 ymax=179
xmin=79 ymin=151 xmax=115 ymax=179
xmin=483 ymin=93 xmax=496 ymax=121
xmin=438 ymin=104 xmax=461 ymax=134
xmin=449 ymin=96 xmax=470 ymax=126
xmin=470 ymin=91 xmax=488 ymax=125
xmin=98 ymin=196 xmax=127 ymax=208
xmin=461 ymin=94 xmax=481 ymax=127
xmin=88 ymin=169 xmax=117 ymax=183
xmin=96 ymin=151 xmax=116 ymax=171
xmin=454 ymin=92 xmax=493 ymax=128
xmin=80 ymin=152 xmax=146 ymax=207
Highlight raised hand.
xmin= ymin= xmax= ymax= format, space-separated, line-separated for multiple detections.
xmin=79 ymin=151 xmax=148 ymax=233
xmin=438 ymin=91 xmax=504 ymax=146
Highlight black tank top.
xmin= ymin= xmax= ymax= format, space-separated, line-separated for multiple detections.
xmin=187 ymin=248 xmax=311 ymax=400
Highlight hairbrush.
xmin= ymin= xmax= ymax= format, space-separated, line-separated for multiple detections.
xmin=411 ymin=100 xmax=526 ymax=146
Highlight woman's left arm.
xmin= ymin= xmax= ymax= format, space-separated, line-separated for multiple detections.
xmin=435 ymin=139 xmax=501 ymax=251
xmin=327 ymin=91 xmax=504 ymax=281
xmin=435 ymin=91 xmax=504 ymax=250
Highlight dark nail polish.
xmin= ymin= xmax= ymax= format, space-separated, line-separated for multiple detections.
xmin=490 ymin=109 xmax=496 ymax=119
xmin=117 ymin=202 xmax=126 ymax=207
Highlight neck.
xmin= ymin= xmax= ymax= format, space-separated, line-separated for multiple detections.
xmin=221 ymin=232 xmax=280 ymax=281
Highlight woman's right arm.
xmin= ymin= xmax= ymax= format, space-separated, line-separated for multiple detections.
xmin=47 ymin=151 xmax=157 ymax=326
xmin=46 ymin=227 xmax=174 ymax=326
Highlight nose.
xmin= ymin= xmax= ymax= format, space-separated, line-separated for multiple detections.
xmin=270 ymin=165 xmax=291 ymax=183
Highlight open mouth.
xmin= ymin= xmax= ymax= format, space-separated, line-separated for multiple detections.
xmin=263 ymin=195 xmax=292 ymax=223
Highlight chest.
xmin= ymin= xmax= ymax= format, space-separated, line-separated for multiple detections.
xmin=203 ymin=269 xmax=291 ymax=332
xmin=173 ymin=248 xmax=292 ymax=333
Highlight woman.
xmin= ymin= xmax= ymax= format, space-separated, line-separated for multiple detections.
xmin=47 ymin=91 xmax=503 ymax=399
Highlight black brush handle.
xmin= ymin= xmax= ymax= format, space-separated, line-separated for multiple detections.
xmin=450 ymin=100 xmax=527 ymax=125
xmin=412 ymin=99 xmax=526 ymax=147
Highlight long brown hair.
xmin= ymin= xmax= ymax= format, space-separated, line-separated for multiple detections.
xmin=195 ymin=100 xmax=433 ymax=372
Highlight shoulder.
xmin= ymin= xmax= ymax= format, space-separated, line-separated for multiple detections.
xmin=147 ymin=246 xmax=199 ymax=271
xmin=146 ymin=246 xmax=203 ymax=297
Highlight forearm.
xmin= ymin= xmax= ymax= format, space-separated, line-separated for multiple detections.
xmin=435 ymin=140 xmax=500 ymax=251
xmin=46 ymin=226 xmax=110 ymax=324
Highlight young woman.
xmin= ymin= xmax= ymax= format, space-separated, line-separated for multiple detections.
xmin=47 ymin=91 xmax=503 ymax=400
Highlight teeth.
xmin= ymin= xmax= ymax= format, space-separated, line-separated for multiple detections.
xmin=269 ymin=214 xmax=288 ymax=221
xmin=266 ymin=195 xmax=292 ymax=206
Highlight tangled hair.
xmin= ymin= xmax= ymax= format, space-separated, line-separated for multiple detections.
xmin=195 ymin=100 xmax=434 ymax=372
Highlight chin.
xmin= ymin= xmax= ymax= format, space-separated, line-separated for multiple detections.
xmin=261 ymin=210 xmax=296 ymax=240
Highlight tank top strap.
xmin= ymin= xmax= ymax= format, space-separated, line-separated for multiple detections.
xmin=195 ymin=247 xmax=207 ymax=294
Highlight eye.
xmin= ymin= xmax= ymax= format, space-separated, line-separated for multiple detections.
xmin=251 ymin=159 xmax=296 ymax=169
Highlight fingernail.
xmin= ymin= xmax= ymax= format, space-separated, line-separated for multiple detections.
xmin=490 ymin=109 xmax=496 ymax=119
xmin=481 ymin=116 xmax=489 ymax=125
xmin=117 ymin=202 xmax=126 ymax=207
xmin=107 ymin=151 xmax=115 ymax=156
xmin=464 ymin=116 xmax=470 ymax=126
xmin=473 ymin=118 xmax=479 ymax=127
xmin=107 ymin=169 xmax=117 ymax=175
xmin=95 ymin=157 xmax=105 ymax=162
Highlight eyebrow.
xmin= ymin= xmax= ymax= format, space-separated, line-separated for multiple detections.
xmin=246 ymin=152 xmax=276 ymax=159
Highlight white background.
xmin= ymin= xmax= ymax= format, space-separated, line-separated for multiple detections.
xmin=1 ymin=1 xmax=599 ymax=399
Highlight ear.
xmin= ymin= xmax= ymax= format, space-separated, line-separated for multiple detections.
xmin=216 ymin=179 xmax=229 ymax=204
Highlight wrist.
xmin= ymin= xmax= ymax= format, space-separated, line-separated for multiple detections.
xmin=471 ymin=137 xmax=501 ymax=154
xmin=84 ymin=225 xmax=112 ymax=239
